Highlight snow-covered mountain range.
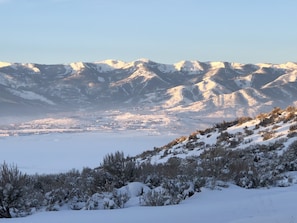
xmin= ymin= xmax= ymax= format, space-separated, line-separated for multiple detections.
xmin=1 ymin=59 xmax=297 ymax=133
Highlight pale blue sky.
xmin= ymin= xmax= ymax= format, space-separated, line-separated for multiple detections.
xmin=0 ymin=0 xmax=296 ymax=64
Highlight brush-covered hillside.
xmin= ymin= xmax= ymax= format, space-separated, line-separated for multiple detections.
xmin=1 ymin=106 xmax=297 ymax=218
xmin=136 ymin=106 xmax=297 ymax=188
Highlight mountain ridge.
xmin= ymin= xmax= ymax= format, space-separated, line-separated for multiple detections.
xmin=1 ymin=59 xmax=297 ymax=128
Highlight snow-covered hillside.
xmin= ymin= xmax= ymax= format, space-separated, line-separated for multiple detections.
xmin=134 ymin=106 xmax=297 ymax=188
xmin=1 ymin=106 xmax=297 ymax=221
xmin=138 ymin=106 xmax=297 ymax=165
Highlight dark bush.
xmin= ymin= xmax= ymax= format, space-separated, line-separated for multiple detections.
xmin=0 ymin=163 xmax=28 ymax=218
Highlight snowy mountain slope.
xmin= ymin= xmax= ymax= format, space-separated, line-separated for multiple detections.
xmin=0 ymin=60 xmax=296 ymax=119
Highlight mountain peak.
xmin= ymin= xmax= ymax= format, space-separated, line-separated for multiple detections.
xmin=0 ymin=62 xmax=12 ymax=68
xmin=135 ymin=58 xmax=151 ymax=63
xmin=69 ymin=62 xmax=85 ymax=71
xmin=174 ymin=60 xmax=204 ymax=73
xmin=95 ymin=59 xmax=129 ymax=71
xmin=207 ymin=61 xmax=228 ymax=69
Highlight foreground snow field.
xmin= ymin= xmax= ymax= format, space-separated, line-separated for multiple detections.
xmin=1 ymin=131 xmax=297 ymax=222
xmin=1 ymin=183 xmax=296 ymax=223
xmin=0 ymin=132 xmax=177 ymax=174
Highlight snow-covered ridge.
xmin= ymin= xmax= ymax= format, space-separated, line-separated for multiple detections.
xmin=94 ymin=59 xmax=153 ymax=72
xmin=0 ymin=59 xmax=297 ymax=120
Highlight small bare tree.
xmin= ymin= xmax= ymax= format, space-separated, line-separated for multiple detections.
xmin=0 ymin=162 xmax=27 ymax=218
xmin=102 ymin=151 xmax=136 ymax=187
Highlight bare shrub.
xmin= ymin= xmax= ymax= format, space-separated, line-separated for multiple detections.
xmin=261 ymin=130 xmax=275 ymax=141
xmin=257 ymin=113 xmax=269 ymax=121
xmin=281 ymin=140 xmax=297 ymax=171
xmin=101 ymin=151 xmax=136 ymax=187
xmin=284 ymin=112 xmax=296 ymax=123
xmin=244 ymin=127 xmax=254 ymax=136
xmin=289 ymin=124 xmax=297 ymax=132
xmin=285 ymin=106 xmax=297 ymax=113
xmin=141 ymin=190 xmax=171 ymax=206
xmin=288 ymin=132 xmax=297 ymax=138
xmin=0 ymin=163 xmax=28 ymax=218
xmin=259 ymin=117 xmax=274 ymax=127
xmin=271 ymin=107 xmax=282 ymax=117
xmin=237 ymin=116 xmax=252 ymax=125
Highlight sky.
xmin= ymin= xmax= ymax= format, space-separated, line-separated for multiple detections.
xmin=0 ymin=0 xmax=296 ymax=64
